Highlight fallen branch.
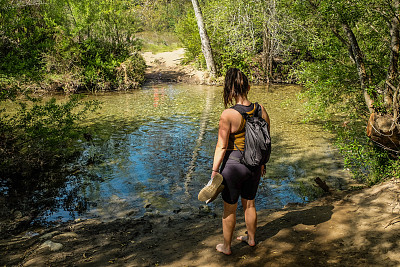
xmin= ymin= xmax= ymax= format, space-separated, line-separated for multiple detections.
xmin=384 ymin=216 xmax=400 ymax=229
xmin=314 ymin=177 xmax=330 ymax=193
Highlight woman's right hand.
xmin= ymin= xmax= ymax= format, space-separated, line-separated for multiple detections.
xmin=211 ymin=169 xmax=219 ymax=178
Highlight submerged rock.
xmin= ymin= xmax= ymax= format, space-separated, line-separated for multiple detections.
xmin=39 ymin=231 xmax=60 ymax=240
xmin=40 ymin=240 xmax=63 ymax=251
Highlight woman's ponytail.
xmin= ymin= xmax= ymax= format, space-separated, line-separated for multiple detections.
xmin=223 ymin=68 xmax=249 ymax=108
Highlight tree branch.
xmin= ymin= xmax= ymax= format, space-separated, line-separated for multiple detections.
xmin=342 ymin=21 xmax=374 ymax=113
xmin=393 ymin=83 xmax=400 ymax=125
xmin=386 ymin=0 xmax=400 ymax=22
xmin=331 ymin=27 xmax=356 ymax=63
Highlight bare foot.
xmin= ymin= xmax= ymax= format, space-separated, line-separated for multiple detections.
xmin=216 ymin=243 xmax=231 ymax=255
xmin=237 ymin=235 xmax=256 ymax=247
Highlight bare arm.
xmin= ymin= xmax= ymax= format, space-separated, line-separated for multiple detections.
xmin=259 ymin=104 xmax=270 ymax=133
xmin=211 ymin=110 xmax=231 ymax=178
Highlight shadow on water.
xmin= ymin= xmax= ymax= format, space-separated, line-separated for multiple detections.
xmin=1 ymin=83 xmax=353 ymax=229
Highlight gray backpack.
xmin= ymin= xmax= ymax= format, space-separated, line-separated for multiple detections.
xmin=231 ymin=103 xmax=271 ymax=167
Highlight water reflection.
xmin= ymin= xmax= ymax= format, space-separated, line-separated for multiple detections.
xmin=40 ymin=84 xmax=351 ymax=223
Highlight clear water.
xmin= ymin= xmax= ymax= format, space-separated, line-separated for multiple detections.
xmin=38 ymin=83 xmax=351 ymax=222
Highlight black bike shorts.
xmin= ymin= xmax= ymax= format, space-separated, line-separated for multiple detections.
xmin=220 ymin=150 xmax=262 ymax=204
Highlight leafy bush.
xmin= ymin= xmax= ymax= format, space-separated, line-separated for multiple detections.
xmin=1 ymin=1 xmax=146 ymax=93
xmin=42 ymin=35 xmax=146 ymax=92
xmin=138 ymin=0 xmax=191 ymax=32
xmin=115 ymin=52 xmax=147 ymax=90
xmin=0 ymin=91 xmax=100 ymax=179
xmin=334 ymin=124 xmax=398 ymax=185
xmin=174 ymin=0 xmax=277 ymax=79
xmin=175 ymin=9 xmax=203 ymax=64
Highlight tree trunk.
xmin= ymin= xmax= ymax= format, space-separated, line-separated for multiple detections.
xmin=342 ymin=22 xmax=375 ymax=113
xmin=262 ymin=23 xmax=272 ymax=84
xmin=366 ymin=6 xmax=400 ymax=152
xmin=367 ymin=112 xmax=400 ymax=154
xmin=385 ymin=2 xmax=400 ymax=110
xmin=331 ymin=27 xmax=356 ymax=64
xmin=191 ymin=0 xmax=217 ymax=78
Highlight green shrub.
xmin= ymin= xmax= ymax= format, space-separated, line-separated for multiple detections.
xmin=329 ymin=120 xmax=399 ymax=185
xmin=175 ymin=9 xmax=203 ymax=63
xmin=115 ymin=52 xmax=147 ymax=90
xmin=0 ymin=93 xmax=100 ymax=179
xmin=42 ymin=36 xmax=146 ymax=92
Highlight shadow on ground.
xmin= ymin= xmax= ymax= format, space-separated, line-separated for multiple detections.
xmin=2 ymin=182 xmax=400 ymax=267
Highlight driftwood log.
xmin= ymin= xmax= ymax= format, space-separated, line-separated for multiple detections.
xmin=366 ymin=113 xmax=400 ymax=154
xmin=314 ymin=177 xmax=330 ymax=193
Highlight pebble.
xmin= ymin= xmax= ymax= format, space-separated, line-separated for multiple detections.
xmin=52 ymin=232 xmax=78 ymax=240
xmin=13 ymin=211 xmax=22 ymax=219
xmin=199 ymin=205 xmax=211 ymax=213
xmin=40 ymin=240 xmax=63 ymax=251
xmin=24 ymin=231 xmax=40 ymax=238
xmin=173 ymin=208 xmax=182 ymax=214
xmin=39 ymin=231 xmax=59 ymax=240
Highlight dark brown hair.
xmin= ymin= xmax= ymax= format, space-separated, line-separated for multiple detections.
xmin=223 ymin=68 xmax=249 ymax=108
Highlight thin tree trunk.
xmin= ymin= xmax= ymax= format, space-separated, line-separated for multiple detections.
xmin=342 ymin=22 xmax=375 ymax=113
xmin=393 ymin=84 xmax=399 ymax=124
xmin=261 ymin=0 xmax=275 ymax=84
xmin=262 ymin=23 xmax=272 ymax=84
xmin=191 ymin=0 xmax=217 ymax=77
xmin=385 ymin=1 xmax=400 ymax=109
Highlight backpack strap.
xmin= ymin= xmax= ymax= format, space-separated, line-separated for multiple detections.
xmin=253 ymin=102 xmax=261 ymax=118
xmin=230 ymin=102 xmax=259 ymax=119
xmin=229 ymin=103 xmax=258 ymax=162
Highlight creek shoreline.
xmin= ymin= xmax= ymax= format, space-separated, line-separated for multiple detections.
xmin=2 ymin=49 xmax=400 ymax=266
xmin=2 ymin=179 xmax=400 ymax=266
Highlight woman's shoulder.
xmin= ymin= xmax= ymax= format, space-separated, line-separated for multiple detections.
xmin=220 ymin=107 xmax=243 ymax=122
xmin=221 ymin=107 xmax=240 ymax=117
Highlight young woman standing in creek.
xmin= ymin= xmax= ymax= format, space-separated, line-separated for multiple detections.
xmin=211 ymin=68 xmax=270 ymax=255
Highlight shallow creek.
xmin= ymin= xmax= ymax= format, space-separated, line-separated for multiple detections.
xmin=36 ymin=83 xmax=351 ymax=222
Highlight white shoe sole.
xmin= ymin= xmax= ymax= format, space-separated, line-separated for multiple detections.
xmin=198 ymin=173 xmax=224 ymax=202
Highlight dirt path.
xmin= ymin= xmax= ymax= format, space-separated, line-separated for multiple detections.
xmin=141 ymin=48 xmax=212 ymax=84
xmin=2 ymin=50 xmax=400 ymax=266
xmin=142 ymin=48 xmax=222 ymax=85
xmin=1 ymin=180 xmax=399 ymax=266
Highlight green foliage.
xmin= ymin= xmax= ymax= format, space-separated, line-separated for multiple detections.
xmin=283 ymin=0 xmax=393 ymax=106
xmin=115 ymin=52 xmax=147 ymax=90
xmin=138 ymin=0 xmax=191 ymax=32
xmin=281 ymin=0 xmax=400 ymax=184
xmin=215 ymin=47 xmax=251 ymax=75
xmin=175 ymin=0 xmax=262 ymax=74
xmin=0 ymin=2 xmax=51 ymax=79
xmin=333 ymin=124 xmax=398 ymax=185
xmin=175 ymin=0 xmax=286 ymax=79
xmin=1 ymin=0 xmax=145 ymax=92
xmin=0 ymin=93 xmax=100 ymax=179
xmin=295 ymin=59 xmax=365 ymax=119
xmin=175 ymin=9 xmax=203 ymax=63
